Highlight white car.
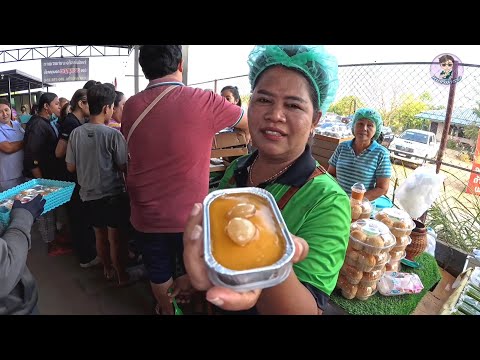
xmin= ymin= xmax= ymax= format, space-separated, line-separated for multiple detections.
xmin=323 ymin=124 xmax=352 ymax=138
xmin=389 ymin=129 xmax=439 ymax=160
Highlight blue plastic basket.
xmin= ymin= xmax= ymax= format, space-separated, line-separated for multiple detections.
xmin=0 ymin=178 xmax=75 ymax=227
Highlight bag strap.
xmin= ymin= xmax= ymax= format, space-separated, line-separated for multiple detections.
xmin=277 ymin=166 xmax=326 ymax=210
xmin=126 ymin=85 xmax=177 ymax=145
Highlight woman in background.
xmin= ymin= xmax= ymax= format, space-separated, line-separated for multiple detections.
xmin=0 ymin=98 xmax=24 ymax=191
xmin=107 ymin=91 xmax=126 ymax=131
xmin=23 ymin=93 xmax=70 ymax=256
xmin=327 ymin=107 xmax=392 ymax=202
xmin=221 ymin=85 xmax=252 ymax=151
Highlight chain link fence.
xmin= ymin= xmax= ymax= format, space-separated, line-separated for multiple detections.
xmin=336 ymin=62 xmax=480 ymax=252
xmin=189 ymin=62 xmax=480 ymax=251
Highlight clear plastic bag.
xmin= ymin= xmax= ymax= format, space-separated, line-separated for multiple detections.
xmin=395 ymin=165 xmax=445 ymax=219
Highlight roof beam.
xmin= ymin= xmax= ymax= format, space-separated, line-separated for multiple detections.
xmin=0 ymin=45 xmax=134 ymax=64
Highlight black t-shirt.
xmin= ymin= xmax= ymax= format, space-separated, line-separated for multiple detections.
xmin=23 ymin=115 xmax=61 ymax=179
xmin=58 ymin=113 xmax=81 ymax=141
xmin=57 ymin=113 xmax=83 ymax=181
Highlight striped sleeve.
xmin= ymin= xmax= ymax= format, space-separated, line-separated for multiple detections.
xmin=328 ymin=142 xmax=344 ymax=167
xmin=375 ymin=147 xmax=392 ymax=178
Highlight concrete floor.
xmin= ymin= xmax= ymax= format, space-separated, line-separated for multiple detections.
xmin=27 ymin=223 xmax=154 ymax=315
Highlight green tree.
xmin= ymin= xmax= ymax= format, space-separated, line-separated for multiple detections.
xmin=328 ymin=96 xmax=365 ymax=116
xmin=464 ymin=124 xmax=479 ymax=141
xmin=388 ymin=93 xmax=432 ymax=132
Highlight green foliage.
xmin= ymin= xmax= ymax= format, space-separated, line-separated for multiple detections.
xmin=426 ymin=170 xmax=480 ymax=253
xmin=388 ymin=94 xmax=432 ymax=132
xmin=473 ymin=101 xmax=480 ymax=118
xmin=458 ymin=152 xmax=471 ymax=163
xmin=328 ymin=96 xmax=365 ymax=116
xmin=464 ymin=124 xmax=479 ymax=141
xmin=447 ymin=139 xmax=458 ymax=150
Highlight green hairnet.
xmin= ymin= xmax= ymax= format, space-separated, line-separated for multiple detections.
xmin=352 ymin=107 xmax=383 ymax=140
xmin=247 ymin=45 xmax=339 ymax=113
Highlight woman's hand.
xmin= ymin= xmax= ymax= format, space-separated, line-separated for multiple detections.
xmin=183 ymin=203 xmax=309 ymax=312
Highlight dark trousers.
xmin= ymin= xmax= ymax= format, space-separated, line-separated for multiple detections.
xmin=67 ymin=184 xmax=97 ymax=264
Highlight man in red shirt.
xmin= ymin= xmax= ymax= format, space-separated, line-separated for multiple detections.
xmin=121 ymin=45 xmax=248 ymax=315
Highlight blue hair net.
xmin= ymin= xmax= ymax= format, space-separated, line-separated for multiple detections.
xmin=247 ymin=45 xmax=339 ymax=113
xmin=352 ymin=108 xmax=383 ymax=140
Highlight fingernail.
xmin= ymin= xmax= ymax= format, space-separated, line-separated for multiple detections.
xmin=191 ymin=203 xmax=201 ymax=216
xmin=207 ymin=297 xmax=224 ymax=307
xmin=191 ymin=225 xmax=202 ymax=241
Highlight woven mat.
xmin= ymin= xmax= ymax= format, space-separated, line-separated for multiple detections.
xmin=330 ymin=253 xmax=442 ymax=315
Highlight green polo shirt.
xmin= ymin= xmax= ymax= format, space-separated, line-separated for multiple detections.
xmin=218 ymin=145 xmax=351 ymax=305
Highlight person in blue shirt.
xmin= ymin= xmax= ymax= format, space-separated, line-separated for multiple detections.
xmin=327 ymin=107 xmax=392 ymax=201
xmin=0 ymin=98 xmax=25 ymax=191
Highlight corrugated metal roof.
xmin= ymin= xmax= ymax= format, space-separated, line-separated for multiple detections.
xmin=415 ymin=108 xmax=480 ymax=127
xmin=0 ymin=69 xmax=53 ymax=95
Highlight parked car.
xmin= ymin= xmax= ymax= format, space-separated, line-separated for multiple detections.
xmin=323 ymin=124 xmax=352 ymax=138
xmin=380 ymin=126 xmax=395 ymax=148
xmin=389 ymin=129 xmax=439 ymax=160
xmin=323 ymin=112 xmax=343 ymax=123
xmin=315 ymin=122 xmax=335 ymax=135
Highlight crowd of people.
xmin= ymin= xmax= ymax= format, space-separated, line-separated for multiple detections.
xmin=0 ymin=45 xmax=393 ymax=315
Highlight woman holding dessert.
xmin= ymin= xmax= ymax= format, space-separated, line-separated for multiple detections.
xmin=181 ymin=45 xmax=351 ymax=314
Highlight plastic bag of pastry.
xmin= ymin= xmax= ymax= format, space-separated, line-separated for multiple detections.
xmin=349 ymin=219 xmax=396 ymax=256
xmin=374 ymin=208 xmax=415 ymax=238
xmin=350 ymin=197 xmax=372 ymax=221
xmin=378 ymin=271 xmax=424 ymax=296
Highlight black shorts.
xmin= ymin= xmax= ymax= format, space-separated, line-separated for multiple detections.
xmin=135 ymin=231 xmax=184 ymax=284
xmin=84 ymin=192 xmax=130 ymax=229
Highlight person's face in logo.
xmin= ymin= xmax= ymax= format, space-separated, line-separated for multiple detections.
xmin=441 ymin=61 xmax=453 ymax=70
xmin=438 ymin=55 xmax=455 ymax=78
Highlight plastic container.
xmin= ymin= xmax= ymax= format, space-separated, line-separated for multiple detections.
xmin=203 ymin=187 xmax=295 ymax=292
xmin=340 ymin=263 xmax=364 ymax=285
xmin=351 ymin=182 xmax=366 ymax=201
xmin=372 ymin=252 xmax=391 ymax=271
xmin=349 ymin=219 xmax=396 ymax=256
xmin=375 ymin=195 xmax=394 ymax=210
xmin=350 ymin=197 xmax=372 ymax=221
xmin=0 ymin=179 xmax=75 ymax=227
xmin=386 ymin=260 xmax=402 ymax=272
xmin=359 ymin=268 xmax=385 ymax=287
xmin=356 ymin=284 xmax=378 ymax=301
xmin=389 ymin=249 xmax=406 ymax=262
xmin=374 ymin=208 xmax=416 ymax=238
xmin=392 ymin=235 xmax=412 ymax=252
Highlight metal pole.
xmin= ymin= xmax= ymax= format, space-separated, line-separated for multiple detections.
xmin=134 ymin=45 xmax=139 ymax=94
xmin=435 ymin=63 xmax=459 ymax=174
xmin=7 ymin=76 xmax=12 ymax=105
xmin=28 ymin=82 xmax=31 ymax=109
xmin=182 ymin=45 xmax=189 ymax=85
